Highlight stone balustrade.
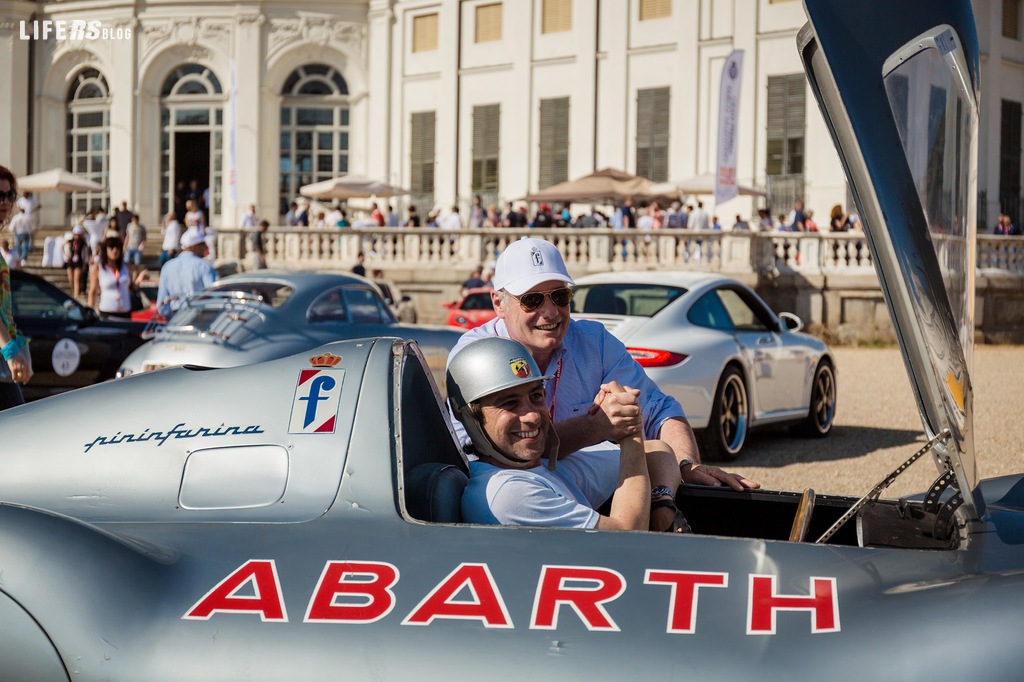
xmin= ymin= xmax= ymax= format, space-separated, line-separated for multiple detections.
xmin=210 ymin=227 xmax=1024 ymax=342
xmin=214 ymin=227 xmax=906 ymax=277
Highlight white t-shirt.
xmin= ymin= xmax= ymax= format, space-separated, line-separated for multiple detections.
xmin=461 ymin=443 xmax=620 ymax=528
xmin=162 ymin=220 xmax=182 ymax=251
xmin=16 ymin=196 xmax=39 ymax=224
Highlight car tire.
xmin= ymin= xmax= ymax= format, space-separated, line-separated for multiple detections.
xmin=794 ymin=359 xmax=837 ymax=438
xmin=700 ymin=366 xmax=748 ymax=461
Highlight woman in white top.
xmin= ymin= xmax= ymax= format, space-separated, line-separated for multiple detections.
xmin=88 ymin=237 xmax=133 ymax=320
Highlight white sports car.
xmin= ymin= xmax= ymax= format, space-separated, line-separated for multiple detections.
xmin=571 ymin=272 xmax=836 ymax=460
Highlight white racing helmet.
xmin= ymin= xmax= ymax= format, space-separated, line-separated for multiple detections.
xmin=447 ymin=337 xmax=560 ymax=469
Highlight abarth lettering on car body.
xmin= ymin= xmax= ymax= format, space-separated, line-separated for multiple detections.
xmin=184 ymin=560 xmax=841 ymax=635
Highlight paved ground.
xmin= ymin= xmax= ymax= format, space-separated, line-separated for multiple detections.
xmin=722 ymin=345 xmax=1024 ymax=499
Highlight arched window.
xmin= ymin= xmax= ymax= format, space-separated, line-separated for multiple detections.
xmin=160 ymin=64 xmax=224 ymax=222
xmin=66 ymin=68 xmax=110 ymax=216
xmin=279 ymin=64 xmax=350 ymax=217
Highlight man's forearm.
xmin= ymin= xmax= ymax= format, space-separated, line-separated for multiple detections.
xmin=658 ymin=417 xmax=702 ymax=465
xmin=599 ymin=434 xmax=650 ymax=531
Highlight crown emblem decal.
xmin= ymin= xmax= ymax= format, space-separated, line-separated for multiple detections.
xmin=309 ymin=352 xmax=342 ymax=368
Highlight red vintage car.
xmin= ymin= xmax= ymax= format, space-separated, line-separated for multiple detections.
xmin=442 ymin=287 xmax=497 ymax=329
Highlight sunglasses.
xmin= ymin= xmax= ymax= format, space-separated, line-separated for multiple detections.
xmin=511 ymin=287 xmax=574 ymax=312
xmin=0 ymin=190 xmax=17 ymax=203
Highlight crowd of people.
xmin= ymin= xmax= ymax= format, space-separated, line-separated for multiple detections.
xmin=270 ymin=193 xmax=1024 ymax=241
xmin=267 ymin=193 xmax=877 ymax=236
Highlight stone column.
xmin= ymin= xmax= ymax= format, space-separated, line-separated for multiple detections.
xmin=0 ymin=2 xmax=38 ymax=176
xmin=366 ymin=0 xmax=393 ymax=181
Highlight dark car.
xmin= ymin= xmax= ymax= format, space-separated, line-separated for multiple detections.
xmin=10 ymin=270 xmax=148 ymax=400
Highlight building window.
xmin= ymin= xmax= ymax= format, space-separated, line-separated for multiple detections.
xmin=413 ymin=13 xmax=439 ymax=52
xmin=410 ymin=111 xmax=436 ymax=212
xmin=1004 ymin=0 xmax=1022 ymax=39
xmin=640 ymin=0 xmax=671 ymax=21
xmin=160 ymin=64 xmax=223 ymax=221
xmin=542 ymin=0 xmax=572 ymax=34
xmin=539 ymin=97 xmax=569 ymax=189
xmin=476 ymin=3 xmax=502 ymax=43
xmin=1000 ymin=99 xmax=1022 ymax=206
xmin=65 ymin=68 xmax=110 ymax=216
xmin=472 ymin=104 xmax=500 ymax=202
xmin=636 ymin=87 xmax=669 ymax=182
xmin=766 ymin=74 xmax=806 ymax=209
xmin=279 ymin=64 xmax=350 ymax=217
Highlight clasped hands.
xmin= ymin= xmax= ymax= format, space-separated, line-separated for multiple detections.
xmin=587 ymin=382 xmax=643 ymax=443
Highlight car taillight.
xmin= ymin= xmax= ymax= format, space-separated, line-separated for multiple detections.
xmin=628 ymin=347 xmax=688 ymax=367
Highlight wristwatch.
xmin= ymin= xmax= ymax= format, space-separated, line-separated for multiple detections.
xmin=651 ymin=485 xmax=674 ymax=500
xmin=679 ymin=460 xmax=696 ymax=474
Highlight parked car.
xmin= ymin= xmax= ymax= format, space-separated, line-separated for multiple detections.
xmin=2 ymin=2 xmax=1022 ymax=679
xmin=571 ymin=271 xmax=835 ymax=460
xmin=442 ymin=286 xmax=497 ymax=329
xmin=116 ymin=270 xmax=462 ymax=390
xmin=373 ymin=278 xmax=418 ymax=322
xmin=9 ymin=270 xmax=149 ymax=400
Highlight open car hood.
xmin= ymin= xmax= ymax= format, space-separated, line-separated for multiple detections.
xmin=799 ymin=0 xmax=982 ymax=523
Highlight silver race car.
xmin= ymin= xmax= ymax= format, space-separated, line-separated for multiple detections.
xmin=117 ymin=270 xmax=461 ymax=390
xmin=1 ymin=1 xmax=1022 ymax=679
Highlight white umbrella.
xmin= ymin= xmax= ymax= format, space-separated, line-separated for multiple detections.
xmin=649 ymin=172 xmax=766 ymax=198
xmin=16 ymin=168 xmax=106 ymax=193
xmin=299 ymin=175 xmax=409 ymax=200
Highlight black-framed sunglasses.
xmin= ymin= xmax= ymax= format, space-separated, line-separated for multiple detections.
xmin=0 ymin=190 xmax=17 ymax=203
xmin=512 ymin=287 xmax=574 ymax=312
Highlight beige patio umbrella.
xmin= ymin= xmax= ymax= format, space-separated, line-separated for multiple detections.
xmin=299 ymin=175 xmax=409 ymax=200
xmin=16 ymin=168 xmax=106 ymax=193
xmin=648 ymin=172 xmax=767 ymax=198
xmin=520 ymin=168 xmax=657 ymax=204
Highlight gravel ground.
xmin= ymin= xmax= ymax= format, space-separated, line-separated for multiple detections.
xmin=719 ymin=345 xmax=1024 ymax=499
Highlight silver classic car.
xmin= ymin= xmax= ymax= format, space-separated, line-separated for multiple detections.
xmin=116 ymin=270 xmax=461 ymax=388
xmin=1 ymin=1 xmax=1022 ymax=680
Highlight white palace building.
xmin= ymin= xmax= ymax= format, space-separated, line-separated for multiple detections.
xmin=0 ymin=0 xmax=1022 ymax=230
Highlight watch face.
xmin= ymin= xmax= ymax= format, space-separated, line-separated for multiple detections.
xmin=651 ymin=485 xmax=674 ymax=499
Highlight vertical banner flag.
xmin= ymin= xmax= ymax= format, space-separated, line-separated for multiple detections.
xmin=227 ymin=59 xmax=237 ymax=206
xmin=715 ymin=50 xmax=744 ymax=208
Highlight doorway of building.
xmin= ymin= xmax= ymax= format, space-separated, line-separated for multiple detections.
xmin=174 ymin=131 xmax=210 ymax=223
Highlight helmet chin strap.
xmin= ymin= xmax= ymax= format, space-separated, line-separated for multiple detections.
xmin=458 ymin=404 xmax=560 ymax=470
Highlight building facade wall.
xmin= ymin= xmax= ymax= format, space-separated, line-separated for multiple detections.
xmin=0 ymin=0 xmax=1017 ymax=233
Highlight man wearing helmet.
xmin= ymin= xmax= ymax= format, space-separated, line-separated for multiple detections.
xmin=449 ymin=336 xmax=680 ymax=530
xmin=446 ymin=237 xmax=757 ymax=531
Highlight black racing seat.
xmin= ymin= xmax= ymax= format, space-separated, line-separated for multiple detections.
xmin=405 ymin=463 xmax=469 ymax=523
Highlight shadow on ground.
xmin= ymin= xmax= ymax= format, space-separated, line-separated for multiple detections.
xmin=728 ymin=425 xmax=924 ymax=467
